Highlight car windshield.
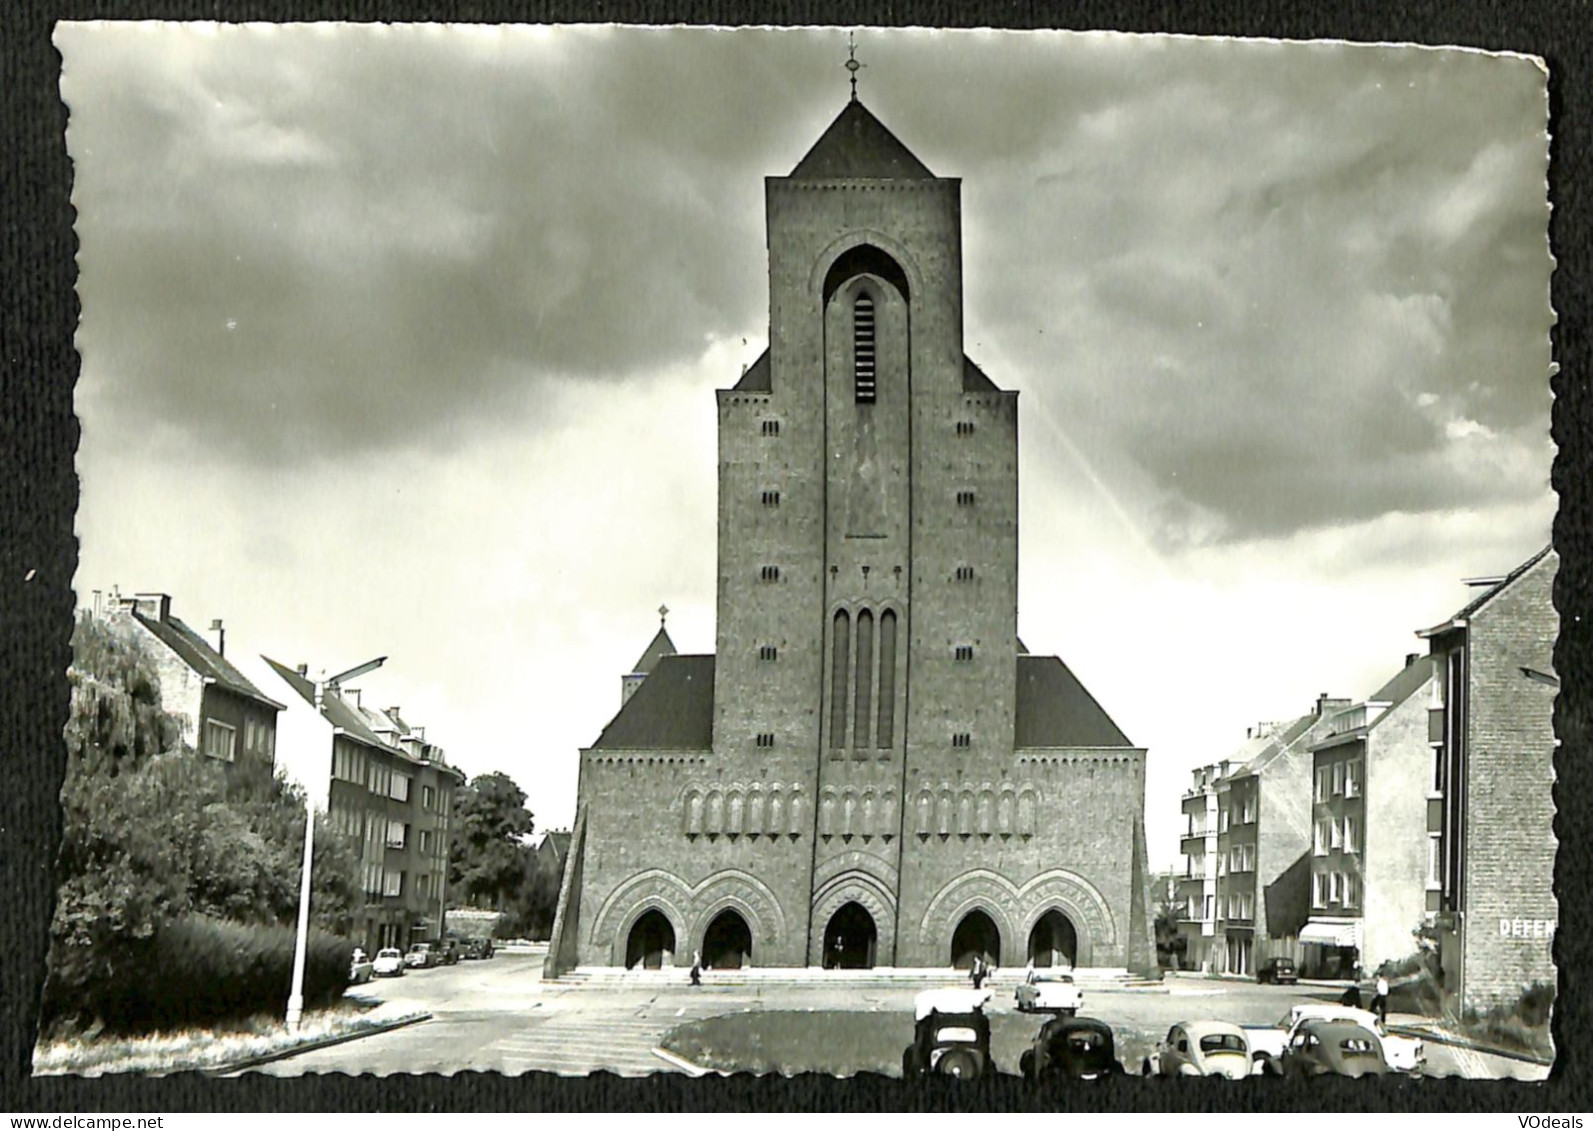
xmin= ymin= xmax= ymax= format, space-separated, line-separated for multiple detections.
xmin=1339 ymin=1038 xmax=1379 ymax=1057
xmin=378 ymin=949 xmax=400 ymax=958
xmin=410 ymin=944 xmax=429 ymax=951
xmin=1035 ymin=973 xmax=1073 ymax=983
xmin=1066 ymin=1033 xmax=1106 ymax=1053
xmin=1200 ymin=1034 xmax=1247 ymax=1054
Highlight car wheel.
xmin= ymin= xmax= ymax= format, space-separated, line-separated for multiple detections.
xmin=902 ymin=1047 xmax=917 ymax=1079
xmin=936 ymin=1048 xmax=980 ymax=1079
xmin=1140 ymin=1058 xmax=1152 ymax=1076
xmin=1019 ymin=1050 xmax=1036 ymax=1082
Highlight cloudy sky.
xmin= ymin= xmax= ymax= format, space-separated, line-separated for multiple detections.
xmin=58 ymin=24 xmax=1554 ymax=867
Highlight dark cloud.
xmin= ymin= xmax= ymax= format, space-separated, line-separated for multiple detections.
xmin=60 ymin=26 xmax=1551 ymax=538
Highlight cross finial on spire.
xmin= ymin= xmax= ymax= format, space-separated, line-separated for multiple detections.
xmin=845 ymin=31 xmax=865 ymax=102
xmin=658 ymin=603 xmax=669 ymax=626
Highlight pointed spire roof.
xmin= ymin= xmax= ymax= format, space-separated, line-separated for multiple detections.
xmin=630 ymin=624 xmax=677 ymax=676
xmin=789 ymin=100 xmax=935 ymax=180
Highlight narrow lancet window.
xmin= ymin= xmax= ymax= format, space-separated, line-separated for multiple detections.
xmin=854 ymin=294 xmax=877 ymax=403
xmin=854 ymin=610 xmax=874 ymax=748
xmin=830 ymin=610 xmax=850 ymax=748
xmin=877 ymin=610 xmax=897 ymax=748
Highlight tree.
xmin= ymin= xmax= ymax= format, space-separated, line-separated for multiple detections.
xmin=1154 ymin=896 xmax=1188 ymax=969
xmin=449 ymin=772 xmax=535 ymax=911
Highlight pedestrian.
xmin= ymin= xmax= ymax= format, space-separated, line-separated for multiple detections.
xmin=690 ymin=949 xmax=702 ymax=987
xmin=1373 ymin=974 xmax=1390 ymax=1025
xmin=971 ymin=954 xmax=986 ymax=990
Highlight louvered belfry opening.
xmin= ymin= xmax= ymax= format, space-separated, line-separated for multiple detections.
xmin=853 ymin=293 xmax=877 ymax=403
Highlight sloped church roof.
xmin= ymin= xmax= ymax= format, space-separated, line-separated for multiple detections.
xmin=789 ymin=99 xmax=936 ymax=180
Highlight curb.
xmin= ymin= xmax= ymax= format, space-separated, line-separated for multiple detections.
xmin=651 ymin=1045 xmax=712 ymax=1077
xmin=1386 ymin=1024 xmax=1553 ymax=1068
xmin=204 ymin=1012 xmax=433 ymax=1076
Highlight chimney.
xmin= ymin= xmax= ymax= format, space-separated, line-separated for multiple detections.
xmin=92 ymin=589 xmax=102 ymax=618
xmin=209 ymin=618 xmax=226 ymax=657
xmin=133 ymin=592 xmax=171 ymax=622
xmin=346 ymin=688 xmax=361 ymax=708
xmin=296 ymin=663 xmax=309 ymax=677
xmin=1406 ymin=652 xmax=1420 ymax=668
xmin=1315 ymin=692 xmax=1351 ymax=717
xmin=387 ymin=706 xmax=402 ymax=721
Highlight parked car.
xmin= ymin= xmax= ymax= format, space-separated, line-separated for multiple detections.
xmin=436 ymin=939 xmax=461 ymax=966
xmin=349 ymin=949 xmax=376 ymax=985
xmin=1143 ymin=1021 xmax=1251 ymax=1079
xmin=1243 ymin=1004 xmax=1423 ymax=1074
xmin=405 ymin=942 xmax=439 ymax=969
xmin=1265 ymin=1019 xmax=1389 ymax=1078
xmin=372 ymin=947 xmax=406 ymax=977
xmin=1015 ymin=968 xmax=1084 ymax=1015
xmin=463 ymin=937 xmax=495 ymax=960
xmin=1019 ymin=1016 xmax=1125 ymax=1082
xmin=902 ymin=988 xmax=993 ymax=1080
xmin=1257 ymin=957 xmax=1299 ymax=985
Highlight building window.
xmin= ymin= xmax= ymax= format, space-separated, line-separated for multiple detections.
xmin=383 ymin=869 xmax=403 ymax=898
xmin=420 ymin=829 xmax=432 ymax=854
xmin=761 ymin=490 xmax=781 ymax=507
xmin=854 ymin=293 xmax=877 ymax=403
xmin=1314 ymin=820 xmax=1329 ymax=856
xmin=853 ymin=610 xmax=874 ymax=748
xmin=1332 ymin=762 xmax=1345 ymax=796
xmin=1343 ymin=873 xmax=1357 ymax=909
xmin=422 ymin=785 xmax=435 ymax=812
xmin=1343 ymin=815 xmax=1358 ymax=854
xmin=755 ymin=733 xmax=775 ymax=748
xmin=955 ymin=565 xmax=975 ymax=581
xmin=956 ymin=420 xmax=975 ymax=436
xmin=1315 ymin=768 xmax=1330 ymax=802
xmin=877 ymin=609 xmax=897 ymax=749
xmin=1204 ymin=895 xmax=1214 ymax=920
xmin=1328 ymin=872 xmax=1342 ymax=903
xmin=954 ymin=645 xmax=974 ymax=662
xmin=952 ymin=733 xmax=971 ymax=748
xmin=761 ymin=418 xmax=781 ymax=436
xmin=759 ymin=644 xmax=778 ymax=661
xmin=956 ymin=490 xmax=976 ymax=506
xmin=1345 ymin=760 xmax=1361 ymax=797
xmin=1220 ymin=807 xmax=1230 ymax=833
xmin=1241 ymin=798 xmax=1256 ymax=824
xmin=1312 ymin=873 xmax=1325 ymax=909
xmin=760 ymin=565 xmax=780 ymax=582
xmin=203 ymin=720 xmax=236 ymax=762
xmin=830 ymin=609 xmax=850 ymax=748
xmin=390 ymin=773 xmax=411 ymax=803
xmin=386 ymin=820 xmax=407 ymax=849
xmin=1329 ymin=818 xmax=1342 ymax=850
xmin=1427 ymin=833 xmax=1442 ymax=889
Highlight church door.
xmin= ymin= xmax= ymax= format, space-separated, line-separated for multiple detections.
xmin=702 ymin=909 xmax=753 ymax=970
xmin=625 ymin=909 xmax=675 ymax=970
xmin=1027 ymin=909 xmax=1078 ymax=967
xmin=950 ymin=910 xmax=1001 ymax=969
xmin=823 ymin=902 xmax=878 ymax=969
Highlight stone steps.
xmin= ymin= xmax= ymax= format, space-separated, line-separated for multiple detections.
xmin=549 ymin=966 xmax=1158 ymax=990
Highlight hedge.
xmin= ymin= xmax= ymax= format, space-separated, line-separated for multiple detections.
xmin=45 ymin=914 xmax=353 ymax=1034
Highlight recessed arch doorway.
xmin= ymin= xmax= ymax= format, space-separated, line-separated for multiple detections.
xmin=625 ymin=909 xmax=675 ymax=970
xmin=950 ymin=909 xmax=1001 ymax=970
xmin=823 ymin=901 xmax=878 ymax=969
xmin=702 ymin=909 xmax=753 ymax=970
xmin=1028 ymin=909 xmax=1079 ymax=967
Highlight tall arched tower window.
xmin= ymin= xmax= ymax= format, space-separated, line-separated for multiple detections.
xmin=853 ymin=609 xmax=874 ymax=748
xmin=830 ymin=610 xmax=850 ymax=748
xmin=877 ymin=609 xmax=897 ymax=748
xmin=853 ymin=294 xmax=877 ymax=403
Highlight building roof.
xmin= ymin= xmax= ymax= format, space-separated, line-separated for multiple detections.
xmin=538 ymin=829 xmax=572 ymax=864
xmin=963 ymin=355 xmax=1001 ymax=393
xmin=591 ymin=654 xmax=716 ymax=750
xmin=1014 ymin=654 xmax=1135 ymax=748
xmin=1226 ymin=714 xmax=1315 ymax=780
xmin=732 ymin=348 xmax=771 ymax=392
xmin=133 ymin=611 xmax=285 ymax=711
xmin=263 ymin=656 xmax=391 ymax=749
xmin=788 ymin=99 xmax=936 ymax=180
xmin=1365 ymin=655 xmax=1435 ymax=721
xmin=1419 ymin=544 xmax=1554 ymax=638
xmin=630 ymin=625 xmax=677 ymax=676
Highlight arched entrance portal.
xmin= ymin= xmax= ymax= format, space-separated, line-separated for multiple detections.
xmin=625 ymin=909 xmax=675 ymax=970
xmin=702 ymin=910 xmax=753 ymax=970
xmin=823 ymin=901 xmax=878 ymax=969
xmin=1028 ymin=909 xmax=1078 ymax=967
xmin=950 ymin=910 xmax=1001 ymax=969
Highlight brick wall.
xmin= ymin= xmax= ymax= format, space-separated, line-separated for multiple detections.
xmin=1460 ymin=552 xmax=1558 ymax=1008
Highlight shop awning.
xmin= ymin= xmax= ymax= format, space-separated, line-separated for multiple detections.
xmin=1299 ymin=920 xmax=1361 ymax=947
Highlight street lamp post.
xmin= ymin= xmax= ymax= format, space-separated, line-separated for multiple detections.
xmin=286 ymin=655 xmax=386 ymax=1032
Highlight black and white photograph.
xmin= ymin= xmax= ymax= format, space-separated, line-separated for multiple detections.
xmin=29 ymin=21 xmax=1564 ymax=1091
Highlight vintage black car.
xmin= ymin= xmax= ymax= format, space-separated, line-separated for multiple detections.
xmin=902 ymin=989 xmax=993 ymax=1080
xmin=463 ymin=937 xmax=495 ymax=960
xmin=1020 ymin=1015 xmax=1125 ymax=1081
xmin=1264 ymin=1019 xmax=1389 ymax=1079
xmin=1257 ymin=957 xmax=1299 ymax=985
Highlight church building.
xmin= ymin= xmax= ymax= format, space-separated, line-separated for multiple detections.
xmin=546 ymin=94 xmax=1156 ymax=974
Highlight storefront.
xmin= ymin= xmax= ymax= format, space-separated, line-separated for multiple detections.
xmin=1299 ymin=918 xmax=1362 ymax=980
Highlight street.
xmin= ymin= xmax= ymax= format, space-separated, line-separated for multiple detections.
xmin=258 ymin=952 xmax=1549 ymax=1080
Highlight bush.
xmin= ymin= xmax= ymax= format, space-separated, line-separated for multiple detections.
xmin=1460 ymin=981 xmax=1555 ymax=1059
xmin=45 ymin=914 xmax=353 ymax=1034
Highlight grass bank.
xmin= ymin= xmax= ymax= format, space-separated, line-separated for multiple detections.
xmin=32 ymin=1000 xmax=424 ymax=1076
xmin=660 ymin=1009 xmax=1161 ymax=1077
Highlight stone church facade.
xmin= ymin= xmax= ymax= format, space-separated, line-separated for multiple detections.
xmin=546 ymin=97 xmax=1156 ymax=974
